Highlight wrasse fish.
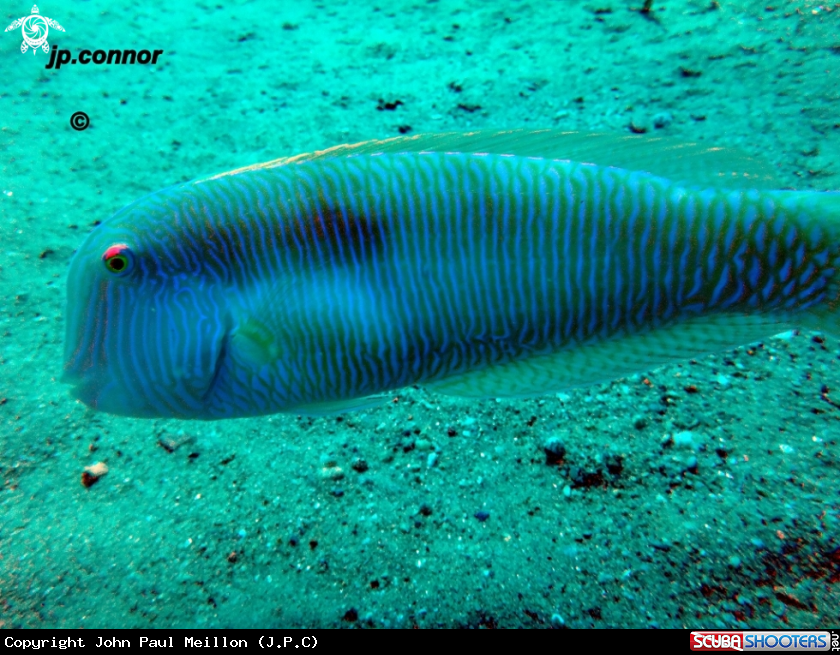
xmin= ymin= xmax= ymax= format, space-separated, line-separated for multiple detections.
xmin=62 ymin=130 xmax=840 ymax=419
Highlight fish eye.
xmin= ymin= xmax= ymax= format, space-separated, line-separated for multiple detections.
xmin=102 ymin=244 xmax=134 ymax=276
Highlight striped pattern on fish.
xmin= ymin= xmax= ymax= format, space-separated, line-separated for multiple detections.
xmin=61 ymin=131 xmax=840 ymax=419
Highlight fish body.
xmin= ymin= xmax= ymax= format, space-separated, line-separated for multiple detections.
xmin=62 ymin=130 xmax=840 ymax=419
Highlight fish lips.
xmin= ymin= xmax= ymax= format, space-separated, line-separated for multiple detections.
xmin=60 ymin=366 xmax=153 ymax=417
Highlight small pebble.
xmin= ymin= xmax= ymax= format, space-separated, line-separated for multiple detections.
xmin=629 ymin=111 xmax=650 ymax=134
xmin=543 ymin=436 xmax=566 ymax=464
xmin=673 ymin=431 xmax=695 ymax=448
xmin=320 ymin=454 xmax=338 ymax=467
xmin=652 ymin=111 xmax=673 ymax=128
xmin=81 ymin=462 xmax=109 ymax=487
xmin=351 ymin=458 xmax=369 ymax=473
xmin=319 ymin=466 xmax=345 ymax=481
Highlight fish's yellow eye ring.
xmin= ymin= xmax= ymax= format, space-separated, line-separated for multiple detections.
xmin=102 ymin=244 xmax=134 ymax=276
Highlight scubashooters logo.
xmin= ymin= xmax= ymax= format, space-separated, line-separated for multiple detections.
xmin=4 ymin=4 xmax=63 ymax=54
xmin=690 ymin=631 xmax=835 ymax=651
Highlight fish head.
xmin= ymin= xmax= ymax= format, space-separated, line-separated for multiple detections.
xmin=62 ymin=192 xmax=230 ymax=419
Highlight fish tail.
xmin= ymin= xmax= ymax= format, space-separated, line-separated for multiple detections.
xmin=791 ymin=191 xmax=840 ymax=337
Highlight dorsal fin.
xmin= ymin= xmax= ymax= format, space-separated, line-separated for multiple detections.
xmin=202 ymin=129 xmax=783 ymax=190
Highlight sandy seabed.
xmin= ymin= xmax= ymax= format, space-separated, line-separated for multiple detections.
xmin=1 ymin=0 xmax=838 ymax=628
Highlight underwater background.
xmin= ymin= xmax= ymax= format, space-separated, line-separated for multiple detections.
xmin=1 ymin=0 xmax=839 ymax=629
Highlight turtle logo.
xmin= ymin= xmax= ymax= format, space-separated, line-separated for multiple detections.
xmin=5 ymin=5 xmax=64 ymax=55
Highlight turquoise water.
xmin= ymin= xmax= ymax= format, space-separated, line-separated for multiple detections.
xmin=2 ymin=0 xmax=839 ymax=628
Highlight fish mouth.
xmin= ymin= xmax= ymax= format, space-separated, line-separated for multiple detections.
xmin=60 ymin=369 xmax=103 ymax=411
xmin=60 ymin=365 xmax=111 ymax=412
xmin=60 ymin=369 xmax=160 ymax=418
xmin=60 ymin=328 xmax=232 ymax=419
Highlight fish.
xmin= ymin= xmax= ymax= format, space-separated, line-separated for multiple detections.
xmin=61 ymin=129 xmax=840 ymax=419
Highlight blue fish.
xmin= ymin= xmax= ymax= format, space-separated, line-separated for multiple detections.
xmin=61 ymin=130 xmax=840 ymax=419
